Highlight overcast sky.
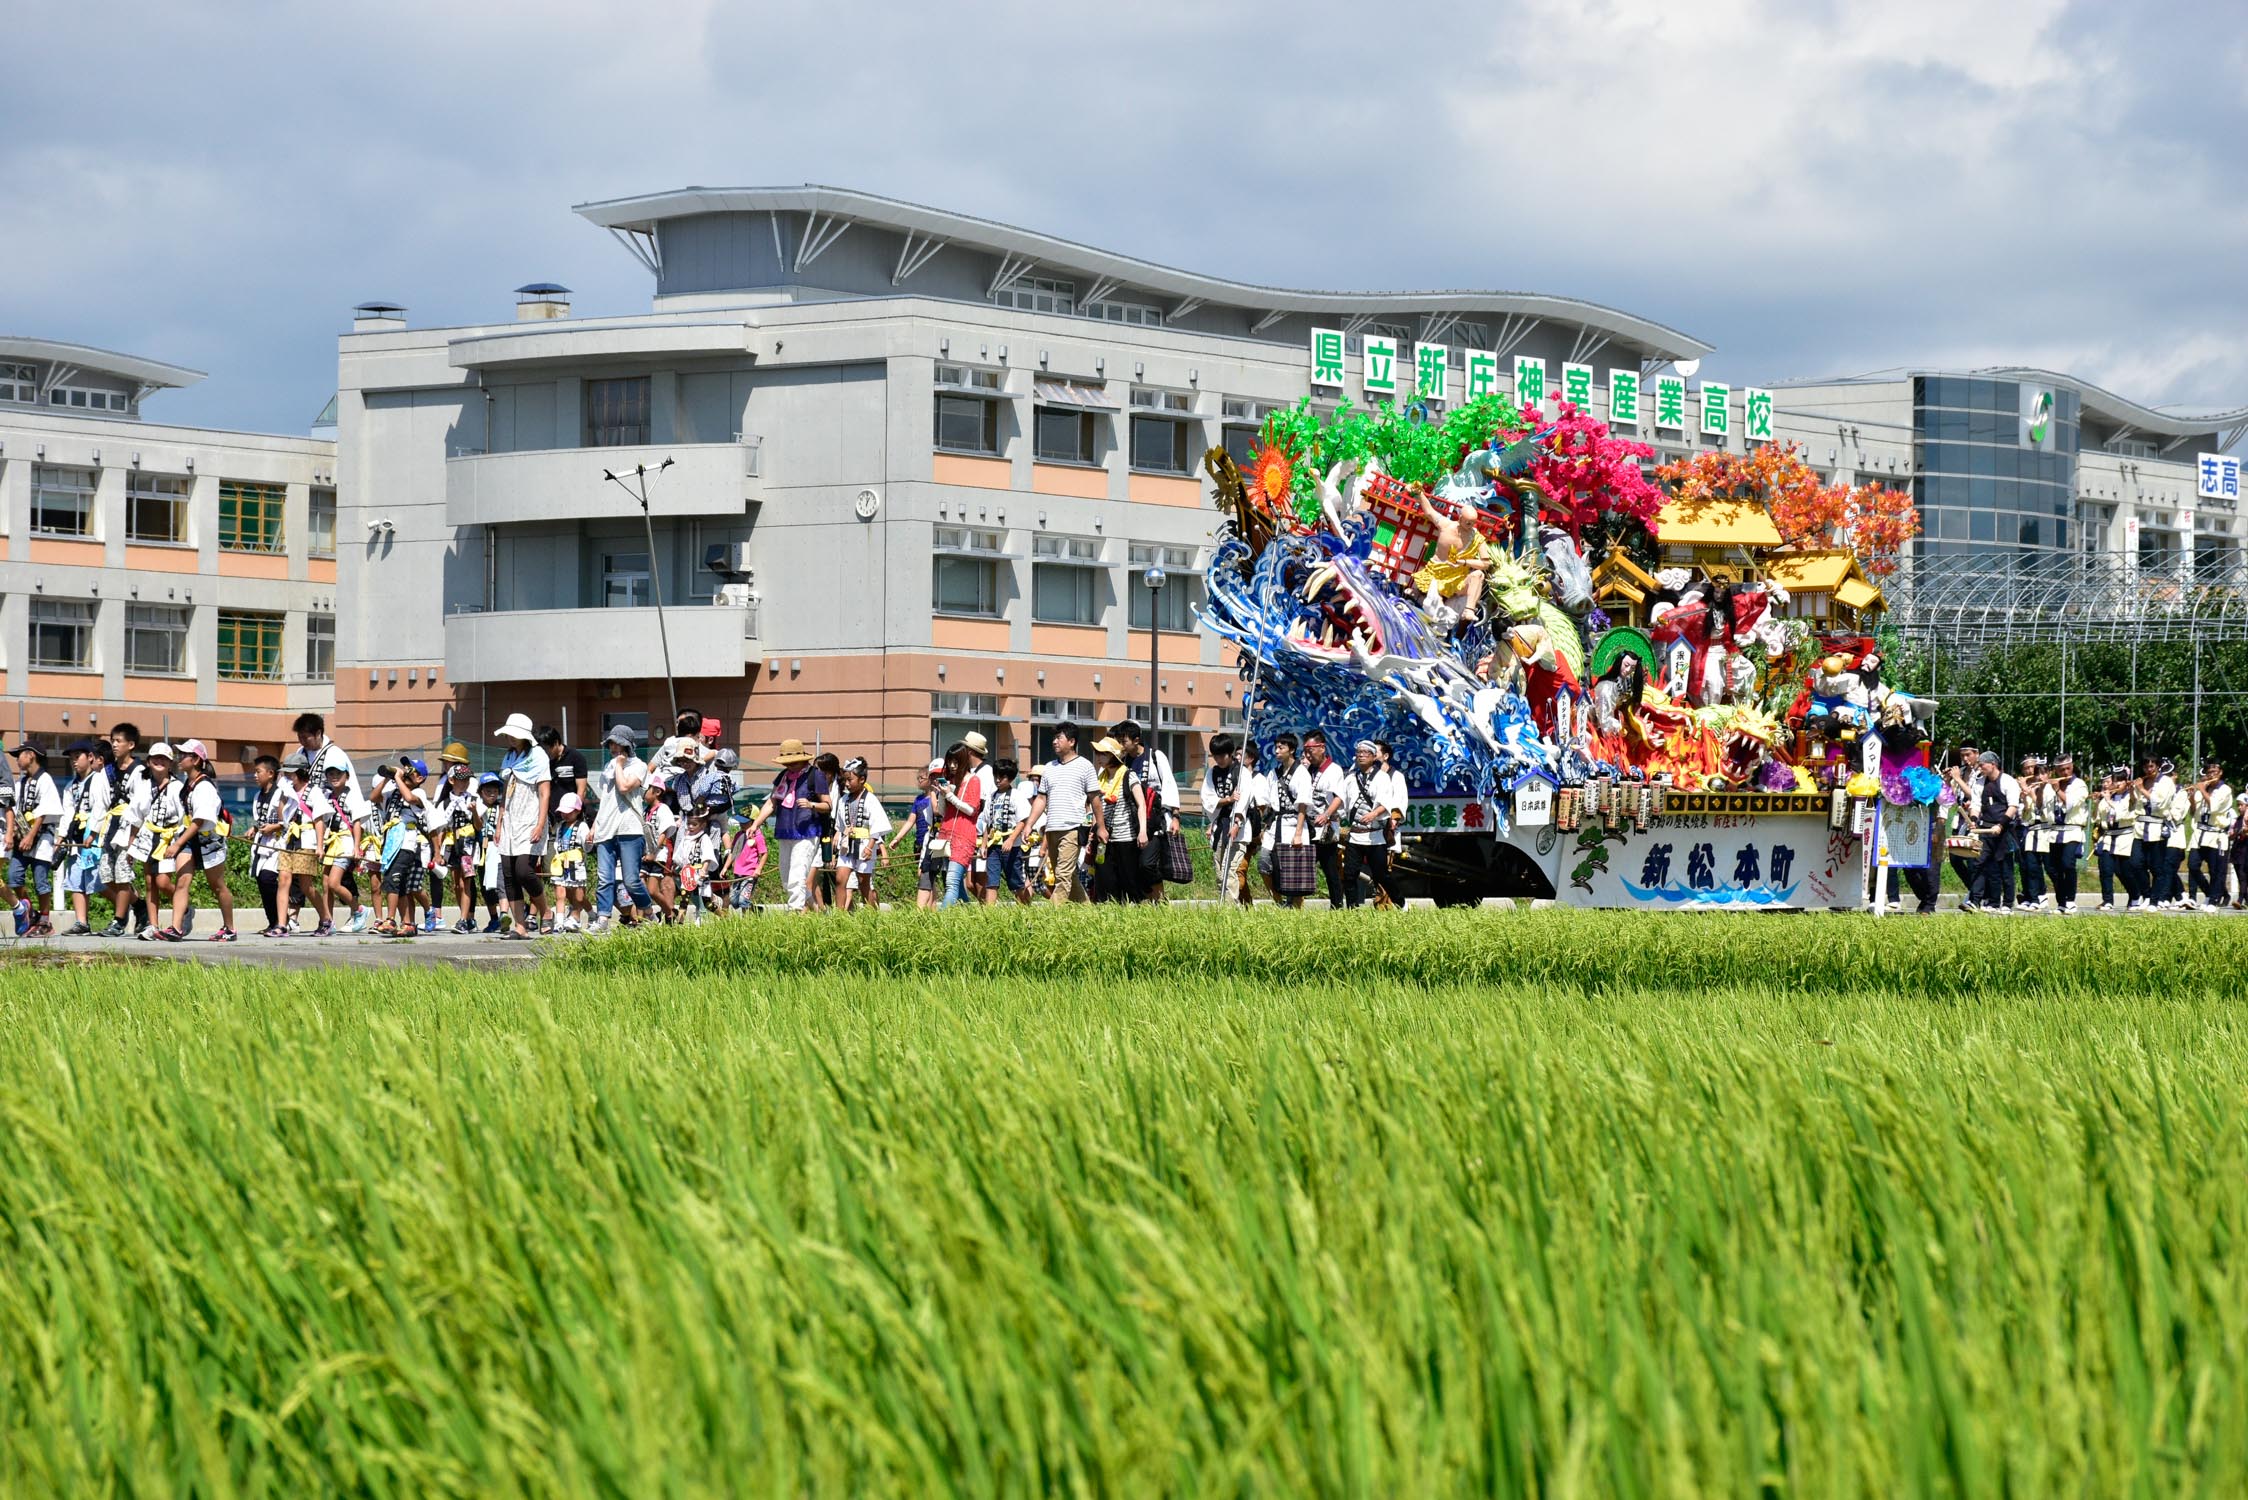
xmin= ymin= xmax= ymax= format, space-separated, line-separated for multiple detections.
xmin=9 ymin=0 xmax=2244 ymax=435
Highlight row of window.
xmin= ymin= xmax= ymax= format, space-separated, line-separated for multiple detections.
xmin=20 ymin=597 xmax=332 ymax=680
xmin=0 ymin=363 xmax=132 ymax=412
xmin=932 ymin=539 xmax=1202 ymax=629
xmin=22 ymin=466 xmax=335 ymax=554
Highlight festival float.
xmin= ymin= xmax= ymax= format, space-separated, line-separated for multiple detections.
xmin=1200 ymin=394 xmax=1936 ymax=909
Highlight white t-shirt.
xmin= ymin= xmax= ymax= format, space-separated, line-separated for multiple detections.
xmin=499 ymin=746 xmax=552 ymax=857
xmin=646 ymin=801 xmax=680 ymax=865
xmin=969 ymin=761 xmax=996 ymax=809
xmin=312 ymin=738 xmax=358 ymax=798
xmin=185 ymin=777 xmax=226 ymax=834
xmin=1279 ymin=763 xmax=1311 ymax=843
xmin=1377 ymin=768 xmax=1410 ymax=846
xmin=1306 ymin=760 xmax=1349 ymax=842
xmin=13 ymin=771 xmax=63 ymax=862
xmin=1140 ymin=748 xmax=1181 ymax=813
xmin=592 ymin=757 xmax=649 ymax=841
xmin=1037 ymin=755 xmax=1102 ymax=831
xmin=285 ymin=783 xmax=333 ymax=852
xmin=1342 ymin=767 xmax=1394 ymax=846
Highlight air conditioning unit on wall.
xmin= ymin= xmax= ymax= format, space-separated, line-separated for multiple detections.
xmin=715 ymin=582 xmax=754 ymax=607
xmin=704 ymin=542 xmax=754 ymax=578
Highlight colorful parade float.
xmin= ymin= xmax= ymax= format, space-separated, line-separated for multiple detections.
xmin=1200 ymin=394 xmax=1933 ymax=908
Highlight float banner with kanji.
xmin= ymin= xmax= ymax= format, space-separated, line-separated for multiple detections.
xmin=1489 ymin=812 xmax=1864 ymax=910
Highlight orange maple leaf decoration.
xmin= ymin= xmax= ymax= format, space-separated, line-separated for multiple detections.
xmin=1655 ymin=443 xmax=1922 ymax=577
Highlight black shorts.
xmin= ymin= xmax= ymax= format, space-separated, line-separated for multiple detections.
xmin=382 ymin=850 xmax=426 ymax=896
xmin=502 ymin=852 xmax=545 ymax=900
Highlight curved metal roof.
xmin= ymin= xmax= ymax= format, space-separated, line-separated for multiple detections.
xmin=1775 ymin=366 xmax=2248 ymax=442
xmin=572 ymin=183 xmax=1713 ymax=361
xmin=1973 ymin=366 xmax=2248 ymax=441
xmin=0 ymin=336 xmax=203 ymax=390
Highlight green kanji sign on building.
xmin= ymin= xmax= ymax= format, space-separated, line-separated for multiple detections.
xmin=1513 ymin=355 xmax=1545 ymax=407
xmin=1310 ymin=328 xmax=1345 ymax=390
xmin=1364 ymin=336 xmax=1398 ymax=398
xmin=1700 ymin=382 xmax=1730 ymax=438
xmin=1654 ymin=375 xmax=1686 ymax=430
xmin=1465 ymin=350 xmax=1498 ymax=400
xmin=1561 ymin=362 xmax=1593 ymax=409
xmin=1744 ymin=386 xmax=1774 ymax=442
xmin=1415 ymin=342 xmax=1448 ymax=402
xmin=1609 ymin=369 xmax=1640 ymax=424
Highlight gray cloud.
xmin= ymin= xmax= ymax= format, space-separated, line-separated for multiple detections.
xmin=7 ymin=0 xmax=2244 ymax=433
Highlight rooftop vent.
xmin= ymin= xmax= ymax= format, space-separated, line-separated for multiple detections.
xmin=352 ymin=300 xmax=407 ymax=332
xmin=515 ymin=282 xmax=572 ymax=321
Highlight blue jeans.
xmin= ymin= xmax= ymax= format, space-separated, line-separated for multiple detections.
xmin=596 ymin=835 xmax=652 ymax=916
xmin=941 ymin=859 xmax=971 ymax=907
xmin=984 ymin=846 xmax=1027 ymax=894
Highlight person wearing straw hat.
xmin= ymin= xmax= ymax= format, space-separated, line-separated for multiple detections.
xmin=742 ymin=737 xmax=831 ymax=911
xmin=492 ymin=713 xmax=551 ymax=939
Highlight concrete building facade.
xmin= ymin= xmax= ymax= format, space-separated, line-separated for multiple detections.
xmin=0 ymin=337 xmax=338 ymax=753
xmin=334 ymin=186 xmax=1711 ymax=783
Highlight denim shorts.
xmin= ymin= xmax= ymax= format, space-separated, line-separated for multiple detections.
xmin=984 ymin=846 xmax=1027 ymax=892
xmin=7 ymin=856 xmax=54 ymax=897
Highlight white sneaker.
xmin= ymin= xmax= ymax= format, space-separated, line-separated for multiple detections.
xmin=347 ymin=908 xmax=370 ymax=934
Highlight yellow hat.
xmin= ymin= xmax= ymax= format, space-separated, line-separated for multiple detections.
xmin=439 ymin=741 xmax=471 ymax=765
xmin=1093 ymin=737 xmax=1124 ymax=757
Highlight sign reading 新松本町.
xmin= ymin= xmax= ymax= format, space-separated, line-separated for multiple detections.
xmin=1513 ymin=355 xmax=1546 ymax=407
xmin=1465 ymin=350 xmax=1499 ymax=400
xmin=2197 ymin=452 xmax=2241 ymax=501
xmin=1363 ymin=335 xmax=1399 ymax=397
xmin=1310 ymin=328 xmax=1345 ymax=389
xmin=1608 ymin=369 xmax=1641 ymax=423
xmin=1653 ymin=375 xmax=1686 ymax=431
xmin=1744 ymin=387 xmax=1775 ymax=442
xmin=1415 ymin=342 xmax=1448 ymax=402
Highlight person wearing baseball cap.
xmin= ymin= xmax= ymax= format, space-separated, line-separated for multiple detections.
xmin=153 ymin=739 xmax=238 ymax=942
xmin=51 ymin=738 xmax=112 ymax=936
xmin=491 ymin=714 xmax=551 ymax=938
xmin=6 ymin=740 xmax=64 ymax=937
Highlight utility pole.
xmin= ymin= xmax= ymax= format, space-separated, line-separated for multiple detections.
xmin=602 ymin=459 xmax=679 ymax=730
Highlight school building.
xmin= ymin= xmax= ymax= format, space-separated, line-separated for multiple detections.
xmin=0 ymin=337 xmax=338 ymax=755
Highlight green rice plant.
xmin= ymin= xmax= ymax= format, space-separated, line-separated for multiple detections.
xmin=558 ymin=904 xmax=2248 ymax=1001
xmin=1 ymin=943 xmax=2246 ymax=1494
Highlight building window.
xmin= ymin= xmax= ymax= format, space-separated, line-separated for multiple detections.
xmin=0 ymin=362 xmax=35 ymax=404
xmin=306 ymin=614 xmax=335 ymax=681
xmin=29 ymin=598 xmax=97 ymax=670
xmin=218 ymin=480 xmax=286 ymax=553
xmin=584 ymin=376 xmax=652 ymax=448
xmin=1131 ymin=387 xmax=1193 ymax=414
xmin=1130 ymin=415 xmax=1189 ymax=473
xmin=932 ymin=556 xmax=999 ymax=615
xmin=602 ymin=711 xmax=651 ymax=743
xmin=996 ymin=276 xmax=1075 ymax=315
xmin=602 ymin=551 xmax=652 ymax=608
xmin=124 ymin=603 xmax=190 ymax=676
xmin=933 ymin=394 xmax=1000 ymax=455
xmin=930 ymin=692 xmax=1002 ymax=762
xmin=1129 ymin=543 xmax=1201 ymax=631
xmin=217 ymin=610 xmax=285 ymax=681
xmin=308 ymin=486 xmax=337 ymax=557
xmin=935 ymin=363 xmax=1004 ymax=393
xmin=1035 ymin=408 xmax=1096 ymax=464
xmin=47 ymin=386 xmax=130 ymax=412
xmin=126 ymin=472 xmax=191 ymax=544
xmin=31 ymin=465 xmax=97 ymax=537
xmin=1087 ymin=300 xmax=1162 ymax=326
xmin=1031 ymin=540 xmax=1101 ymax=625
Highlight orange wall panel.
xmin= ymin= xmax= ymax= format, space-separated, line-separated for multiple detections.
xmin=308 ymin=557 xmax=338 ymax=583
xmin=931 ymin=616 xmax=1012 ymax=652
xmin=122 ymin=675 xmax=198 ymax=705
xmin=931 ymin=453 xmax=1013 ymax=491
xmin=1125 ymin=630 xmax=1207 ymax=666
xmin=217 ymin=550 xmax=290 ymax=580
xmin=124 ymin=544 xmax=200 ymax=574
xmin=217 ymin=681 xmax=290 ymax=709
xmin=1126 ymin=473 xmax=1205 ymax=508
xmin=1031 ymin=463 xmax=1109 ymax=500
xmin=28 ymin=538 xmax=105 ymax=567
xmin=1029 ymin=623 xmax=1110 ymax=658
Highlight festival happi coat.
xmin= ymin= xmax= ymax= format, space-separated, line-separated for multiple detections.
xmin=1199 ymin=396 xmax=1945 ymax=825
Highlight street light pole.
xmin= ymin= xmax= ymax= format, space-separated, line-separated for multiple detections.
xmin=1144 ymin=565 xmax=1166 ymax=754
xmin=602 ymin=459 xmax=680 ymax=730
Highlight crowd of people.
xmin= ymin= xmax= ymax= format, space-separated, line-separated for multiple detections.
xmin=1907 ymin=749 xmax=2245 ymax=914
xmin=10 ymin=707 xmax=2244 ymax=935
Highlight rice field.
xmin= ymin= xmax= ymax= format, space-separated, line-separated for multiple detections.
xmin=2 ymin=911 xmax=2246 ymax=1495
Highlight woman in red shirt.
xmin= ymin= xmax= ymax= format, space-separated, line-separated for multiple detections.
xmin=932 ymin=741 xmax=984 ymax=908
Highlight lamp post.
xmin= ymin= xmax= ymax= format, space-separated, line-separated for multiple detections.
xmin=601 ymin=459 xmax=680 ymax=729
xmin=1144 ymin=565 xmax=1166 ymax=757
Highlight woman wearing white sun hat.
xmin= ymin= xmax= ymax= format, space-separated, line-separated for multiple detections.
xmin=492 ymin=713 xmax=551 ymax=939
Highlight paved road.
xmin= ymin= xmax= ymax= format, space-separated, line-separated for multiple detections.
xmin=0 ymin=918 xmax=552 ymax=970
